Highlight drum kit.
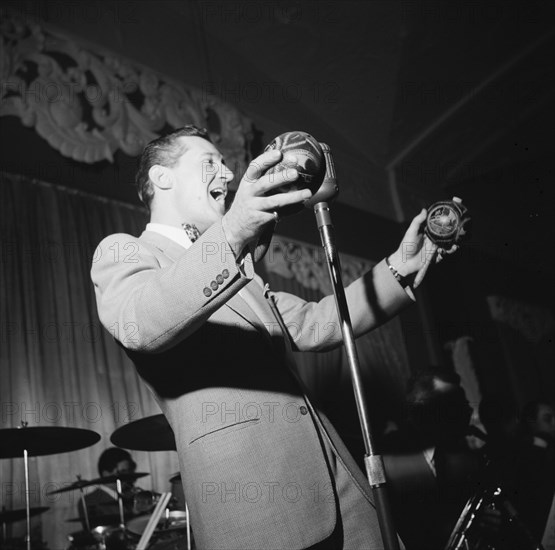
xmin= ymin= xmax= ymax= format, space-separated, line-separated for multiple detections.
xmin=0 ymin=415 xmax=192 ymax=550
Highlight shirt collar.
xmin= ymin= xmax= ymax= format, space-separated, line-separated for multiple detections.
xmin=146 ymin=223 xmax=193 ymax=250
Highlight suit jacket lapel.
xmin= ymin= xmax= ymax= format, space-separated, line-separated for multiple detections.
xmin=139 ymin=230 xmax=275 ymax=345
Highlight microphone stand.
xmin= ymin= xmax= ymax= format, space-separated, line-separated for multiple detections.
xmin=308 ymin=144 xmax=400 ymax=550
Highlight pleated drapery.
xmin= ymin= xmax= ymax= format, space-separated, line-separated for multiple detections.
xmin=0 ymin=173 xmax=179 ymax=547
xmin=1 ymin=172 xmax=411 ymax=547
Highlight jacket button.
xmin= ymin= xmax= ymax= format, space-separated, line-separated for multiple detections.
xmin=216 ymin=274 xmax=224 ymax=285
xmin=210 ymin=280 xmax=218 ymax=290
xmin=300 ymin=406 xmax=308 ymax=415
xmin=222 ymin=269 xmax=230 ymax=279
xmin=203 ymin=287 xmax=212 ymax=297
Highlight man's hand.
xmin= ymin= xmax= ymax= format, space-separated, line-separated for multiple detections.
xmin=222 ymin=149 xmax=312 ymax=256
xmin=387 ymin=205 xmax=459 ymax=289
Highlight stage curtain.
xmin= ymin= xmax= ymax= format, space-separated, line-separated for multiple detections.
xmin=0 ymin=172 xmax=180 ymax=548
xmin=0 ymin=172 xmax=412 ymax=546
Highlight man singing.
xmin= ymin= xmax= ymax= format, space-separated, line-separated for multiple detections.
xmin=91 ymin=125 xmax=444 ymax=549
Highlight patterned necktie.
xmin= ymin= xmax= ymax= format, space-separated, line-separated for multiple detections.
xmin=181 ymin=223 xmax=200 ymax=243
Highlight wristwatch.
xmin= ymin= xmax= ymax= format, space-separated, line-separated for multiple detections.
xmin=385 ymin=256 xmax=410 ymax=288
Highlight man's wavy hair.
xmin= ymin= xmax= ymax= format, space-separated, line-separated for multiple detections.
xmin=135 ymin=125 xmax=212 ymax=211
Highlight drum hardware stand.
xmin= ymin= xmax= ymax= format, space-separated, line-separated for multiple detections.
xmin=307 ymin=144 xmax=400 ymax=550
xmin=17 ymin=422 xmax=32 ymax=550
xmin=116 ymin=478 xmax=126 ymax=529
xmin=2 ymin=424 xmax=100 ymax=548
xmin=75 ymin=475 xmax=91 ymax=531
xmin=185 ymin=502 xmax=191 ymax=550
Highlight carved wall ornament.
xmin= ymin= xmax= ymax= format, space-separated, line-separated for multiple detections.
xmin=0 ymin=11 xmax=252 ymax=174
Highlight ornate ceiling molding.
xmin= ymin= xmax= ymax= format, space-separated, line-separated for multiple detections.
xmin=263 ymin=235 xmax=374 ymax=294
xmin=0 ymin=11 xmax=252 ymax=173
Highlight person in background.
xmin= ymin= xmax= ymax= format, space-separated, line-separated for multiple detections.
xmin=382 ymin=367 xmax=480 ymax=550
xmin=78 ymin=447 xmax=140 ymax=529
xmin=477 ymin=396 xmax=522 ymax=485
xmin=513 ymin=400 xmax=555 ymax=540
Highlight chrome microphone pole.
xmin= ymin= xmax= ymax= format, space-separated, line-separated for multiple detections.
xmin=308 ymin=144 xmax=400 ymax=550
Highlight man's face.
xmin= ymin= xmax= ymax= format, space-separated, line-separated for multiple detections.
xmin=113 ymin=459 xmax=135 ymax=476
xmin=102 ymin=458 xmax=136 ymax=490
xmin=167 ymin=136 xmax=234 ymax=234
xmin=410 ymin=379 xmax=472 ymax=444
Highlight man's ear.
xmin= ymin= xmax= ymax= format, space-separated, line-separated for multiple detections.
xmin=149 ymin=165 xmax=174 ymax=190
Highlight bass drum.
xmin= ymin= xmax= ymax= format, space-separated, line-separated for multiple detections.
xmin=66 ymin=526 xmax=136 ymax=550
xmin=126 ymin=510 xmax=188 ymax=536
xmin=147 ymin=535 xmax=191 ymax=550
xmin=126 ymin=510 xmax=193 ymax=549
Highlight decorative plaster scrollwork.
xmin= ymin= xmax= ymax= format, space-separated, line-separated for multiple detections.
xmin=263 ymin=235 xmax=374 ymax=294
xmin=0 ymin=11 xmax=252 ymax=173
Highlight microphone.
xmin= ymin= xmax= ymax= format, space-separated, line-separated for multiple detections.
xmin=253 ymin=131 xmax=337 ymax=262
xmin=305 ymin=142 xmax=339 ymax=207
xmin=263 ymin=131 xmax=329 ymax=216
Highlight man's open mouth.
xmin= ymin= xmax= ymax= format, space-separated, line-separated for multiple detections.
xmin=209 ymin=186 xmax=227 ymax=202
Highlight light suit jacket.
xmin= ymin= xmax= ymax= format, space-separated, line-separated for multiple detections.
xmin=91 ymin=221 xmax=412 ymax=550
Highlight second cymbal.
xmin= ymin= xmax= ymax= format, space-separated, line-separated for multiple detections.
xmin=47 ymin=472 xmax=149 ymax=494
xmin=0 ymin=507 xmax=49 ymax=524
xmin=110 ymin=414 xmax=176 ymax=452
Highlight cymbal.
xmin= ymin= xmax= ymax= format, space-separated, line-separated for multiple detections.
xmin=47 ymin=472 xmax=149 ymax=494
xmin=66 ymin=510 xmax=152 ymax=528
xmin=110 ymin=414 xmax=176 ymax=452
xmin=0 ymin=427 xmax=101 ymax=459
xmin=0 ymin=507 xmax=49 ymax=524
